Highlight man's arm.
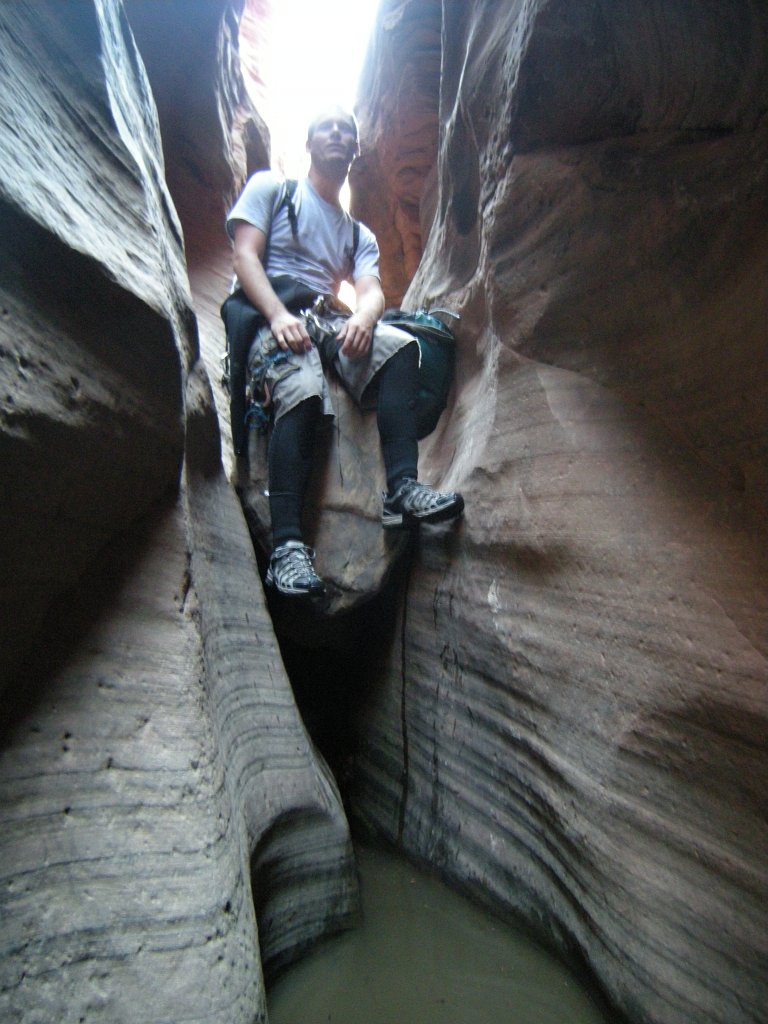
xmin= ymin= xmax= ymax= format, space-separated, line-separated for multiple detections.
xmin=232 ymin=221 xmax=311 ymax=353
xmin=336 ymin=275 xmax=385 ymax=359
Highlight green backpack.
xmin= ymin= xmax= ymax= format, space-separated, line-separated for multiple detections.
xmin=381 ymin=307 xmax=459 ymax=439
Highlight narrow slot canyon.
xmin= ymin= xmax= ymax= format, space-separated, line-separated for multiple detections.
xmin=1 ymin=3 xmax=766 ymax=1024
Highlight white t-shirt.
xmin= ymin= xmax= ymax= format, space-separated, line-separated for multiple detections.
xmin=226 ymin=171 xmax=380 ymax=296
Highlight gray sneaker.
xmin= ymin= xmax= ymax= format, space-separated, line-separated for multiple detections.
xmin=265 ymin=541 xmax=326 ymax=596
xmin=382 ymin=479 xmax=464 ymax=529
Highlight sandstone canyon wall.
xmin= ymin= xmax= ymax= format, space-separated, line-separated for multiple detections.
xmin=1 ymin=2 xmax=767 ymax=1024
xmin=0 ymin=3 xmax=355 ymax=1023
xmin=350 ymin=4 xmax=768 ymax=1024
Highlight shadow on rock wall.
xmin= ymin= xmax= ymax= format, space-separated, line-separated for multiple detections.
xmin=0 ymin=4 xmax=357 ymax=1023
xmin=351 ymin=4 xmax=768 ymax=1024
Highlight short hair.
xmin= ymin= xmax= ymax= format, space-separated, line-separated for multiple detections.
xmin=307 ymin=107 xmax=359 ymax=142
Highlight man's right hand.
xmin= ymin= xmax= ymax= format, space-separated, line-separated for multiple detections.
xmin=270 ymin=308 xmax=312 ymax=353
xmin=232 ymin=221 xmax=313 ymax=354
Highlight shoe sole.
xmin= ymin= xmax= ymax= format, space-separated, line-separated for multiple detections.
xmin=382 ymin=495 xmax=464 ymax=530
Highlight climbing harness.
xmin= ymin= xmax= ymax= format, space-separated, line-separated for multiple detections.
xmin=220 ymin=178 xmax=360 ymax=454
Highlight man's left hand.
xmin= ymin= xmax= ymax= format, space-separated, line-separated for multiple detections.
xmin=337 ymin=312 xmax=375 ymax=359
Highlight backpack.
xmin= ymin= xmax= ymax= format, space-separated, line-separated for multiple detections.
xmin=381 ymin=307 xmax=459 ymax=439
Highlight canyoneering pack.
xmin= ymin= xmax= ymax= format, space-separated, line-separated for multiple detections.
xmin=380 ymin=307 xmax=458 ymax=439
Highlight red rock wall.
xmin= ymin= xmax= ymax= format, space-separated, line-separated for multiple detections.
xmin=350 ymin=4 xmax=768 ymax=1024
xmin=127 ymin=0 xmax=271 ymax=473
xmin=351 ymin=0 xmax=443 ymax=305
xmin=238 ymin=0 xmax=272 ymax=114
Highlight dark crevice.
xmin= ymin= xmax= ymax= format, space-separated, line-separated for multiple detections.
xmin=396 ymin=538 xmax=416 ymax=844
xmin=266 ymin=566 xmax=403 ymax=801
xmin=261 ymin=536 xmax=419 ymax=828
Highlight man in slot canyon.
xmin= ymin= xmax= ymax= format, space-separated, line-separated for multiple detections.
xmin=223 ymin=105 xmax=464 ymax=596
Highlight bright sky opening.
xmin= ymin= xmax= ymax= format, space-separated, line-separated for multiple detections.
xmin=262 ymin=0 xmax=382 ymax=181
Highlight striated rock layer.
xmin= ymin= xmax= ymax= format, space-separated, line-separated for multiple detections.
xmin=3 ymin=0 xmax=766 ymax=1022
xmin=0 ymin=3 xmax=356 ymax=1022
xmin=350 ymin=3 xmax=768 ymax=1024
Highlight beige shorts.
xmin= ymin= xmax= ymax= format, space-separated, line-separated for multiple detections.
xmin=246 ymin=314 xmax=417 ymax=422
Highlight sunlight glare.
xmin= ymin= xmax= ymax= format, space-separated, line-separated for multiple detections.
xmin=262 ymin=0 xmax=382 ymax=179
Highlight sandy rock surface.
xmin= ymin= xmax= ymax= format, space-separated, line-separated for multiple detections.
xmin=349 ymin=3 xmax=768 ymax=1024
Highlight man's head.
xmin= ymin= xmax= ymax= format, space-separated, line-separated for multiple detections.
xmin=306 ymin=106 xmax=359 ymax=178
xmin=307 ymin=106 xmax=358 ymax=145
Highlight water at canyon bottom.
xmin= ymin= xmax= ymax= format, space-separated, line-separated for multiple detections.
xmin=268 ymin=844 xmax=612 ymax=1024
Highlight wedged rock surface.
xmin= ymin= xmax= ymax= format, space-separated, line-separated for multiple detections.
xmin=1 ymin=3 xmax=356 ymax=1022
xmin=238 ymin=387 xmax=412 ymax=618
xmin=350 ymin=3 xmax=768 ymax=1024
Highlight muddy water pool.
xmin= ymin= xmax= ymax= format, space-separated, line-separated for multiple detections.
xmin=268 ymin=845 xmax=613 ymax=1024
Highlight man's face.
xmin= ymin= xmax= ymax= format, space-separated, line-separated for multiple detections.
xmin=306 ymin=111 xmax=359 ymax=169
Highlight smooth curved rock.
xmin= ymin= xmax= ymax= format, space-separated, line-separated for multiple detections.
xmin=0 ymin=502 xmax=265 ymax=1024
xmin=350 ymin=4 xmax=768 ymax=1024
xmin=0 ymin=3 xmax=357 ymax=1022
xmin=0 ymin=0 xmax=185 ymax=693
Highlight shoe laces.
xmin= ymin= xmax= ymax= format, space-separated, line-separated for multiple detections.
xmin=399 ymin=480 xmax=444 ymax=512
xmin=273 ymin=542 xmax=319 ymax=584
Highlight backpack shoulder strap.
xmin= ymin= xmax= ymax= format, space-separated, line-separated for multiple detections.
xmin=344 ymin=218 xmax=361 ymax=281
xmin=276 ymin=178 xmax=299 ymax=241
xmin=276 ymin=178 xmax=359 ymax=266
